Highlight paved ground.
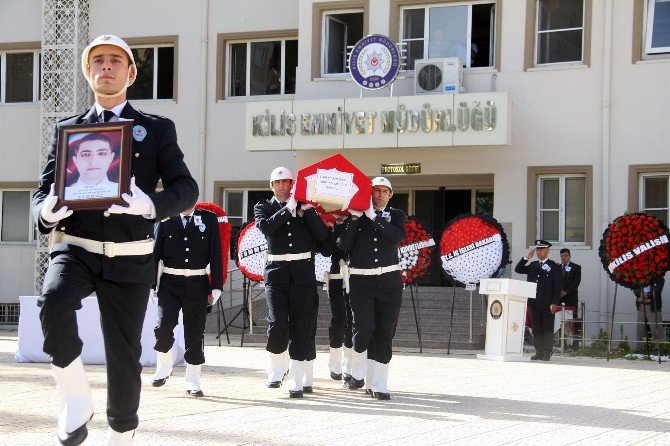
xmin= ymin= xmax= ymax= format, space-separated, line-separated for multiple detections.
xmin=2 ymin=331 xmax=669 ymax=445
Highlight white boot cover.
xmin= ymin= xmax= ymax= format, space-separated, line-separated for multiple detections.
xmin=303 ymin=360 xmax=314 ymax=387
xmin=365 ymin=359 xmax=375 ymax=392
xmin=268 ymin=352 xmax=289 ymax=382
xmin=342 ymin=347 xmax=353 ymax=376
xmin=286 ymin=359 xmax=305 ymax=392
xmin=350 ymin=349 xmax=368 ymax=381
xmin=372 ymin=361 xmax=389 ymax=394
xmin=185 ymin=363 xmax=202 ymax=392
xmin=106 ymin=427 xmax=135 ymax=446
xmin=153 ymin=349 xmax=172 ymax=380
xmin=328 ymin=347 xmax=343 ymax=374
xmin=51 ymin=357 xmax=93 ymax=438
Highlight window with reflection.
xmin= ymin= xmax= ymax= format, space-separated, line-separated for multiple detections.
xmin=645 ymin=0 xmax=670 ymax=55
xmin=0 ymin=190 xmax=34 ymax=243
xmin=641 ymin=174 xmax=669 ymax=225
xmin=535 ymin=0 xmax=584 ymax=65
xmin=127 ymin=44 xmax=174 ymax=100
xmin=322 ymin=10 xmax=364 ymax=75
xmin=538 ymin=175 xmax=585 ymax=243
xmin=1 ymin=50 xmax=40 ymax=103
xmin=400 ymin=2 xmax=496 ymax=70
xmin=227 ymin=38 xmax=298 ymax=97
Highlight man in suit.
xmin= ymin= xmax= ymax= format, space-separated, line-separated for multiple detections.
xmin=559 ymin=248 xmax=582 ymax=349
xmin=337 ymin=177 xmax=405 ymax=400
xmin=151 ymin=206 xmax=222 ymax=397
xmin=33 ymin=35 xmax=198 ymax=445
xmin=515 ymin=240 xmax=562 ymax=361
xmin=634 ymin=276 xmax=665 ymax=350
xmin=254 ymin=167 xmax=328 ymax=398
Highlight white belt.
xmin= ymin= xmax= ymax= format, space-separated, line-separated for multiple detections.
xmin=53 ymin=232 xmax=154 ymax=258
xmin=267 ymin=252 xmax=311 ymax=262
xmin=163 ymin=266 xmax=208 ymax=277
xmin=329 ymin=273 xmax=343 ymax=280
xmin=349 ymin=265 xmax=400 ymax=276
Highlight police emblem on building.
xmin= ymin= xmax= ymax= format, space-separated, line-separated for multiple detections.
xmin=348 ymin=34 xmax=400 ymax=90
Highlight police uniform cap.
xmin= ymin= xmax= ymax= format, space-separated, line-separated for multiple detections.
xmin=270 ymin=167 xmax=293 ymax=182
xmin=372 ymin=176 xmax=393 ymax=191
xmin=81 ymin=35 xmax=136 ymax=80
xmin=534 ymin=239 xmax=552 ymax=249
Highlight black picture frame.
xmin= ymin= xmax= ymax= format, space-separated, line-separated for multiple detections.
xmin=54 ymin=121 xmax=132 ymax=211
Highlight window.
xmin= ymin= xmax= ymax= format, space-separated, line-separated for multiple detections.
xmin=226 ymin=38 xmax=298 ymax=98
xmin=322 ymin=10 xmax=364 ymax=75
xmin=1 ymin=50 xmax=40 ymax=103
xmin=223 ymin=189 xmax=274 ymax=227
xmin=528 ymin=166 xmax=592 ymax=247
xmin=645 ymin=0 xmax=670 ymax=55
xmin=0 ymin=190 xmax=34 ymax=243
xmin=399 ymin=2 xmax=496 ymax=70
xmin=127 ymin=44 xmax=175 ymax=100
xmin=535 ymin=0 xmax=584 ymax=65
xmin=537 ymin=175 xmax=585 ymax=244
xmin=640 ymin=173 xmax=669 ymax=225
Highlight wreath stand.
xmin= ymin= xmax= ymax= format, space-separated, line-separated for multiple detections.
xmin=408 ymin=282 xmax=423 ymax=353
xmin=216 ymin=275 xmax=259 ymax=347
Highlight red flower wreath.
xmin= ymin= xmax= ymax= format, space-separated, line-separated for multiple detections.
xmin=398 ymin=216 xmax=434 ymax=284
xmin=598 ymin=212 xmax=670 ymax=289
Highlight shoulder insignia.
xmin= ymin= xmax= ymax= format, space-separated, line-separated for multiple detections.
xmin=160 ymin=217 xmax=170 ymax=223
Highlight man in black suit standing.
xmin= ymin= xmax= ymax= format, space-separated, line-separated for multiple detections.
xmin=338 ymin=177 xmax=405 ymax=400
xmin=559 ymin=248 xmax=581 ymax=310
xmin=151 ymin=206 xmax=223 ymax=397
xmin=515 ymin=240 xmax=562 ymax=361
xmin=33 ymin=35 xmax=198 ymax=445
xmin=254 ymin=167 xmax=328 ymax=398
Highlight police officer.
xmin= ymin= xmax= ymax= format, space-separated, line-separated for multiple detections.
xmin=151 ymin=206 xmax=223 ymax=397
xmin=33 ymin=35 xmax=198 ymax=445
xmin=319 ymin=215 xmax=354 ymax=383
xmin=337 ymin=177 xmax=405 ymax=400
xmin=515 ymin=240 xmax=562 ymax=361
xmin=254 ymin=167 xmax=328 ymax=398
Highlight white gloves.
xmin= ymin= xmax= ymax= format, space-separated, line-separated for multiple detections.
xmin=150 ymin=289 xmax=157 ymax=303
xmin=40 ymin=184 xmax=73 ymax=225
xmin=211 ymin=289 xmax=222 ymax=305
xmin=349 ymin=209 xmax=363 ymax=218
xmin=364 ymin=199 xmax=377 ymax=221
xmin=108 ymin=177 xmax=156 ymax=218
xmin=300 ymin=203 xmax=315 ymax=211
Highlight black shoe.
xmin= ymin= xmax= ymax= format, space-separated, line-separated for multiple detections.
xmin=152 ymin=377 xmax=168 ymax=387
xmin=366 ymin=388 xmax=373 ymax=396
xmin=289 ymin=389 xmax=303 ymax=398
xmin=58 ymin=413 xmax=93 ymax=446
xmin=530 ymin=354 xmax=541 ymax=360
xmin=330 ymin=372 xmax=342 ymax=381
xmin=373 ymin=391 xmax=391 ymax=400
xmin=267 ymin=380 xmax=282 ymax=388
xmin=342 ymin=373 xmax=352 ymax=383
xmin=346 ymin=378 xmax=365 ymax=389
xmin=302 ymin=386 xmax=313 ymax=393
xmin=186 ymin=389 xmax=204 ymax=397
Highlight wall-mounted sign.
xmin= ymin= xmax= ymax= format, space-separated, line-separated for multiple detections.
xmin=349 ymin=34 xmax=401 ymax=90
xmin=381 ymin=163 xmax=421 ymax=175
xmin=246 ymin=92 xmax=511 ymax=151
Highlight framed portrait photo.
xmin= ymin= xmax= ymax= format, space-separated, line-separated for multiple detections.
xmin=54 ymin=121 xmax=132 ymax=211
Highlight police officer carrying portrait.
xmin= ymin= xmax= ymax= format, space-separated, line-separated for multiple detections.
xmin=254 ymin=167 xmax=328 ymax=398
xmin=515 ymin=240 xmax=562 ymax=361
xmin=337 ymin=177 xmax=405 ymax=400
xmin=33 ymin=35 xmax=198 ymax=445
xmin=151 ymin=206 xmax=223 ymax=397
xmin=319 ymin=215 xmax=354 ymax=383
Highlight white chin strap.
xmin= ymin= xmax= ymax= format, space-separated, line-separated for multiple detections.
xmin=87 ymin=66 xmax=135 ymax=99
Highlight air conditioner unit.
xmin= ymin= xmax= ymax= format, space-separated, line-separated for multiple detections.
xmin=414 ymin=57 xmax=463 ymax=95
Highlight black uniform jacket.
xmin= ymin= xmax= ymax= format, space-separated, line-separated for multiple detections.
xmin=254 ymin=197 xmax=328 ymax=285
xmin=560 ymin=261 xmax=581 ymax=308
xmin=153 ymin=208 xmax=223 ymax=293
xmin=318 ymin=223 xmax=347 ymax=274
xmin=337 ymin=207 xmax=405 ymax=289
xmin=32 ymin=103 xmax=199 ymax=284
xmin=515 ymin=258 xmax=562 ymax=309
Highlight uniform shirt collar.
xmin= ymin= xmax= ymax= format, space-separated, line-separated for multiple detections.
xmin=94 ymin=101 xmax=127 ymax=119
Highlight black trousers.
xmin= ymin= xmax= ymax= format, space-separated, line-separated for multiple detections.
xmin=349 ymin=282 xmax=402 ymax=364
xmin=265 ymin=281 xmax=318 ymax=361
xmin=39 ymin=253 xmax=150 ymax=433
xmin=154 ymin=276 xmax=208 ymax=365
xmin=531 ymin=307 xmax=555 ymax=357
xmin=328 ymin=279 xmax=353 ymax=349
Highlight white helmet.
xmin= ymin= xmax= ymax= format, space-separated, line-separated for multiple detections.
xmin=372 ymin=176 xmax=393 ymax=191
xmin=270 ymin=167 xmax=293 ymax=182
xmin=81 ymin=35 xmax=136 ymax=98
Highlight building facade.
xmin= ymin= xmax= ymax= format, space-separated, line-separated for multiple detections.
xmin=1 ymin=0 xmax=668 ymax=342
